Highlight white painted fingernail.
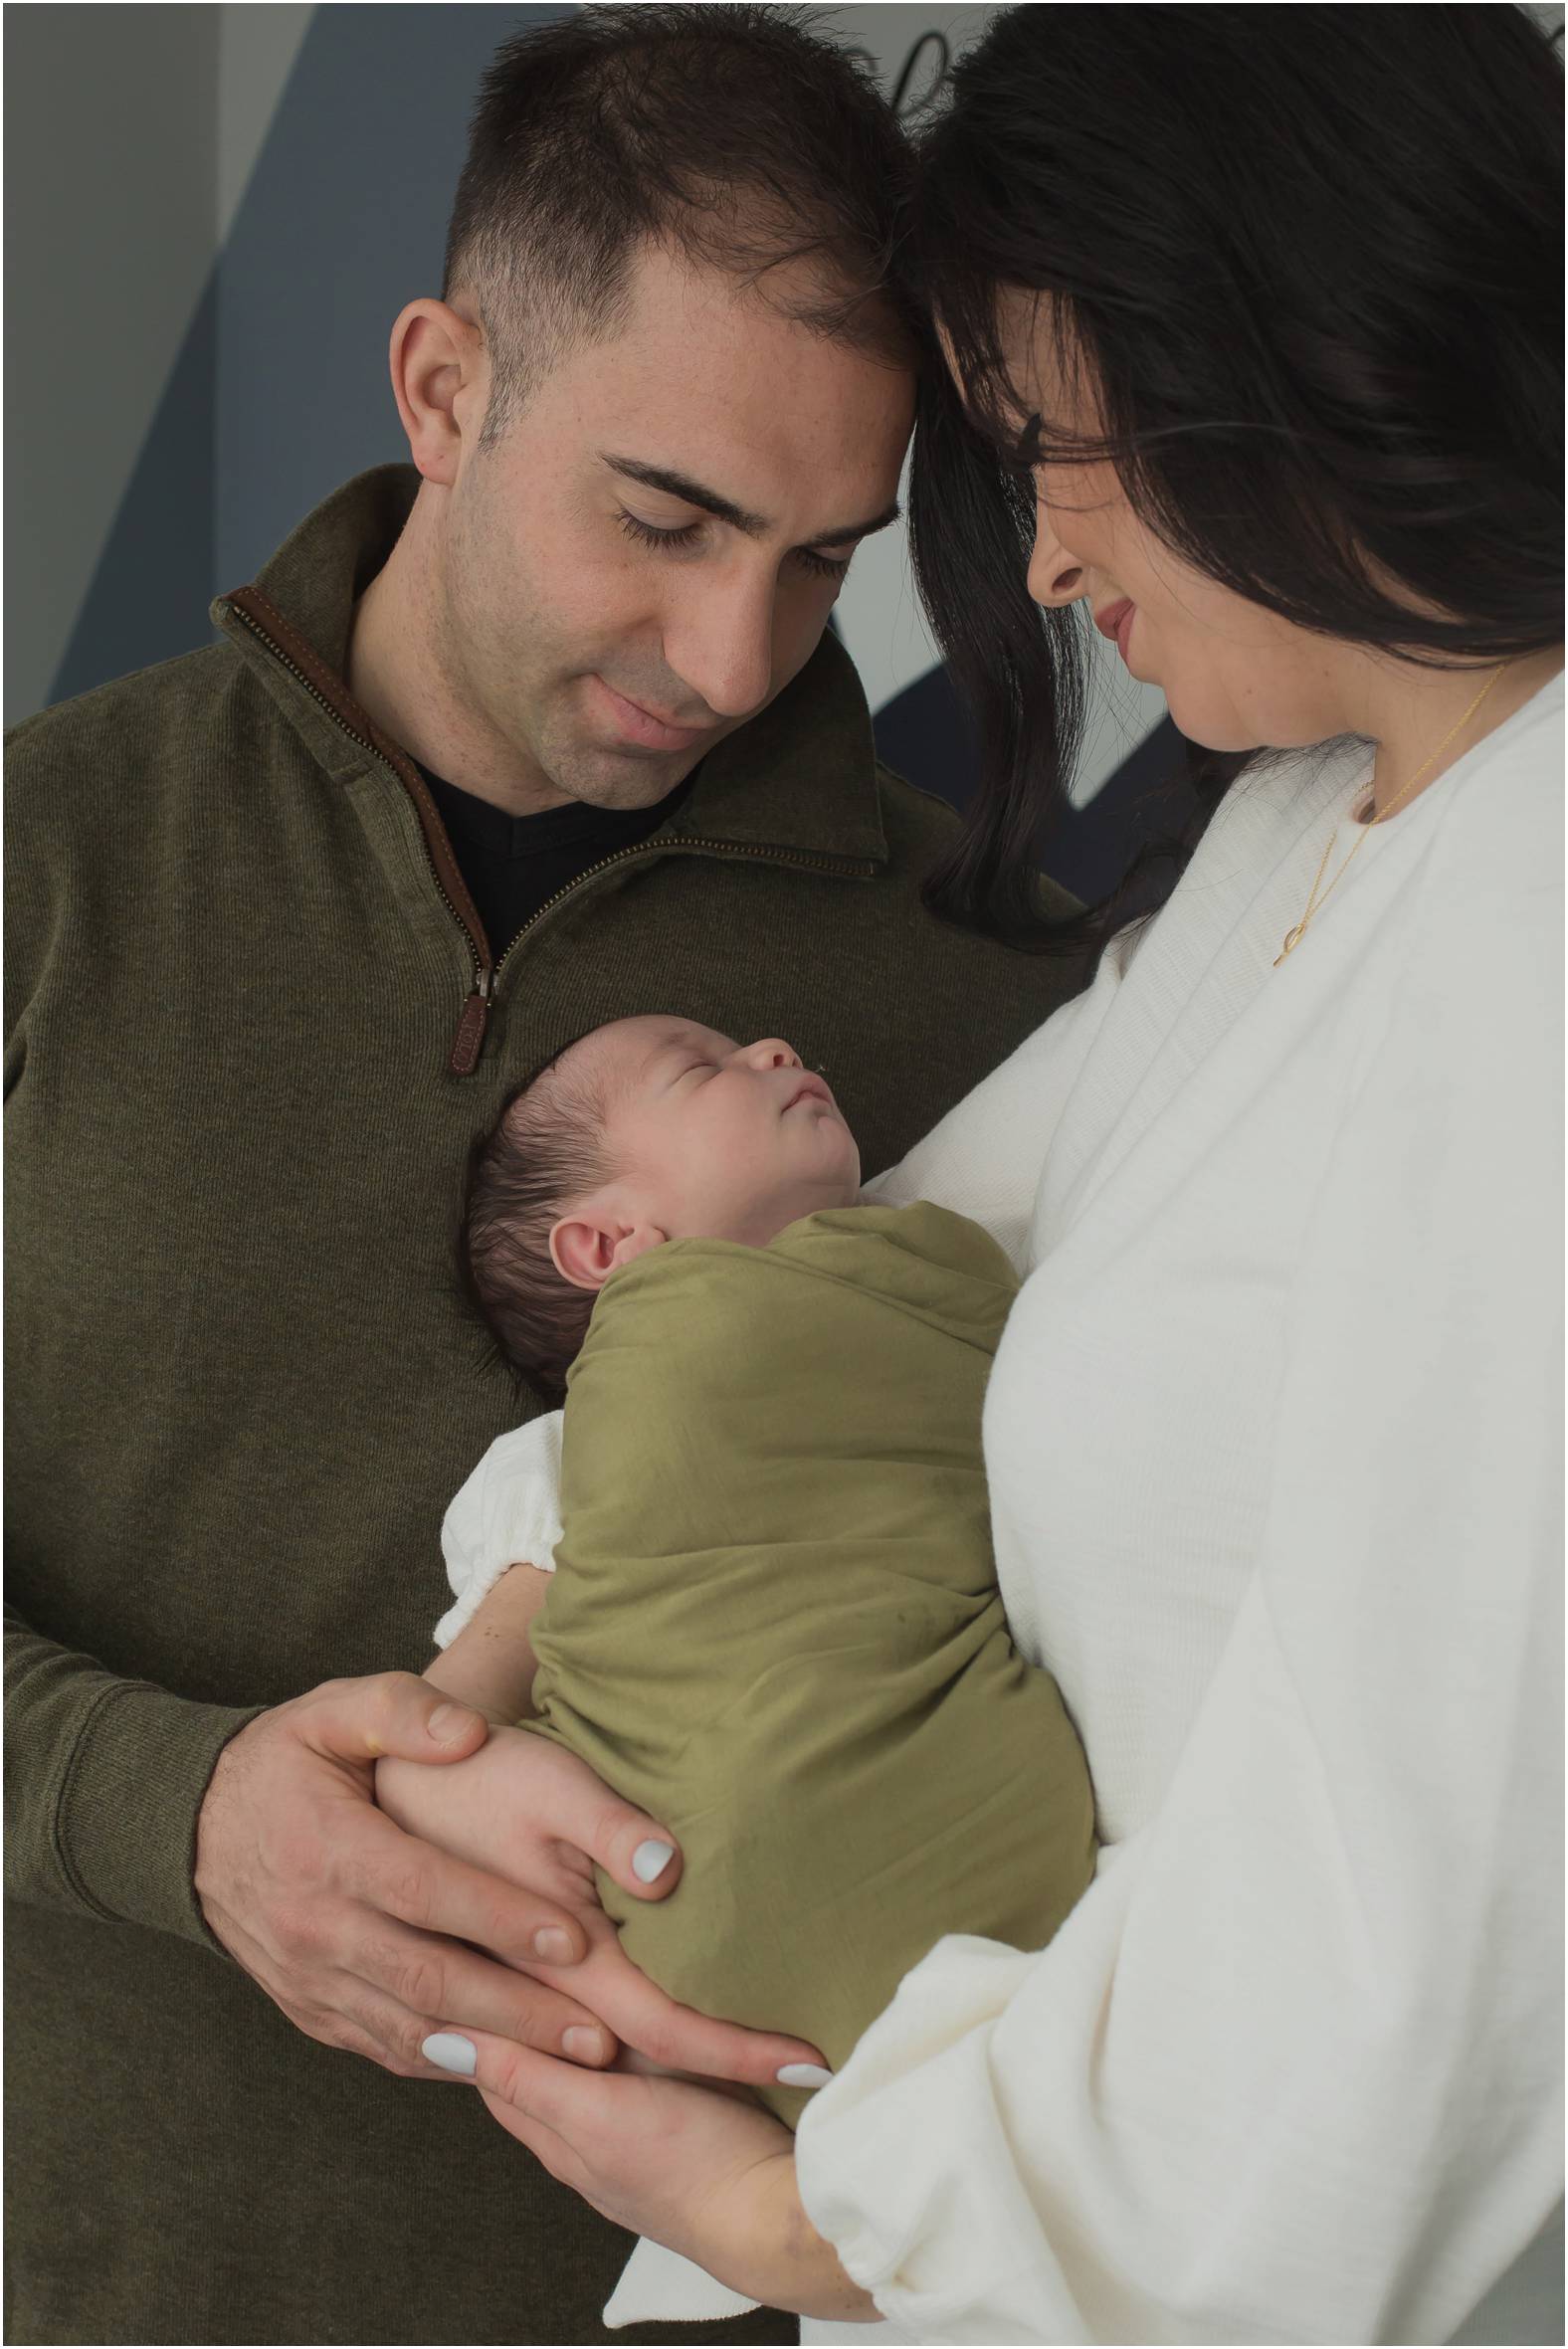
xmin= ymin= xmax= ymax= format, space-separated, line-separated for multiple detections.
xmin=422 ymin=2032 xmax=477 ymax=2076
xmin=776 ymin=2062 xmax=834 ymax=2089
xmin=632 ymin=1839 xmax=675 ymax=1883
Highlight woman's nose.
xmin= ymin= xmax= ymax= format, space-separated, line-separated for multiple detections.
xmin=740 ymin=1038 xmax=801 ymax=1071
xmin=1028 ymin=511 xmax=1086 ymax=608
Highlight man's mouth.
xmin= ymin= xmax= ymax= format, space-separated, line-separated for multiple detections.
xmin=592 ymin=676 xmax=712 ymax=753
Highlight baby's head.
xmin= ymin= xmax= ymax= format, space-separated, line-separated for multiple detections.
xmin=463 ymin=1014 xmax=861 ymax=1387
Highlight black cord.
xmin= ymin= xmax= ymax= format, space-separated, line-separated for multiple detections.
xmin=890 ymin=28 xmax=951 ymax=118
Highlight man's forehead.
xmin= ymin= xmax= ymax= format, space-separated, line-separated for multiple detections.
xmin=561 ymin=245 xmax=914 ymax=474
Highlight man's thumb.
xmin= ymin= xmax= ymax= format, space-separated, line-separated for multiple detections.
xmin=309 ymin=1669 xmax=490 ymax=1764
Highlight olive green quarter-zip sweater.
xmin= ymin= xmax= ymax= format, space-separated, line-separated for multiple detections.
xmin=4 ymin=467 xmax=1084 ymax=2347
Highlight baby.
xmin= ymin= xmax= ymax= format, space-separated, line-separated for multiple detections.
xmin=462 ymin=1013 xmax=868 ymax=1395
xmin=438 ymin=1012 xmax=1095 ymax=2128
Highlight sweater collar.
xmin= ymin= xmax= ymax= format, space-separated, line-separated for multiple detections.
xmin=214 ymin=465 xmax=887 ymax=869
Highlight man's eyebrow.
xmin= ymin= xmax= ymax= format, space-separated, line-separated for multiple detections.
xmin=602 ymin=454 xmax=899 ymax=550
xmin=810 ymin=500 xmax=901 ymax=550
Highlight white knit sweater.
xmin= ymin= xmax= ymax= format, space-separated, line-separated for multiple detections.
xmin=796 ymin=677 xmax=1564 ymax=2344
xmin=440 ymin=680 xmax=1563 ymax=2344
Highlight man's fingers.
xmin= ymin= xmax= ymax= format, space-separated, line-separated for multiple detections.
xmin=354 ymin=1806 xmax=588 ymax=1969
xmin=298 ymin=1670 xmax=490 ymax=1767
xmin=352 ymin=1926 xmax=618 ymax=2067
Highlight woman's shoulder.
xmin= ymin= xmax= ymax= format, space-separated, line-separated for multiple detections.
xmin=1363 ymin=674 xmax=1561 ymax=1104
xmin=1424 ymin=671 xmax=1562 ymax=911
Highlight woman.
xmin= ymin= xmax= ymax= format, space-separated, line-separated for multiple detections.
xmin=430 ymin=8 xmax=1564 ymax=2339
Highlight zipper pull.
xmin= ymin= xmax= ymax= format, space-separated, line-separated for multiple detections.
xmin=449 ymin=966 xmax=492 ymax=1077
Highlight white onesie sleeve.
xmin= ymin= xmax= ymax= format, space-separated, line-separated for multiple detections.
xmin=434 ymin=1412 xmax=565 ymax=1648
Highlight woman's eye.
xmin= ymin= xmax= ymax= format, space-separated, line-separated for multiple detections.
xmin=795 ymin=547 xmax=851 ymax=584
xmin=618 ymin=510 xmax=703 ymax=553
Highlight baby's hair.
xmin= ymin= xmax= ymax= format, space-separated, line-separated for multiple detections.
xmin=461 ymin=1037 xmax=616 ymax=1393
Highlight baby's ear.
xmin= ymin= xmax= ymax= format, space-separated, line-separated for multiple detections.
xmin=607 ymin=1220 xmax=667 ymax=1274
xmin=549 ymin=1211 xmax=666 ymax=1290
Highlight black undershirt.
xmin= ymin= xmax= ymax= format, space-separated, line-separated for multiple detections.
xmin=415 ymin=760 xmax=696 ymax=960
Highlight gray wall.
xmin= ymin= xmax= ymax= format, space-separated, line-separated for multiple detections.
xmin=4 ymin=5 xmax=220 ymax=723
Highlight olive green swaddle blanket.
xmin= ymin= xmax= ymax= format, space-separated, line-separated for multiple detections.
xmin=526 ymin=1200 xmax=1095 ymax=2125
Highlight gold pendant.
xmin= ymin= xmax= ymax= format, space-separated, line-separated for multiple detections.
xmin=1274 ymin=922 xmax=1306 ymax=967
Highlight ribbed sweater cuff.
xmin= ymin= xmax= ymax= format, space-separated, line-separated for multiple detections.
xmin=57 ymin=1683 xmax=265 ymax=1947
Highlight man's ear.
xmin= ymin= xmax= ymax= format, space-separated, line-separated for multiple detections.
xmin=388 ymin=296 xmax=490 ymax=488
xmin=549 ymin=1210 xmax=668 ymax=1292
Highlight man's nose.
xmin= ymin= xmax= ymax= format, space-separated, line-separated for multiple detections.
xmin=738 ymin=1038 xmax=802 ymax=1072
xmin=1027 ymin=509 xmax=1087 ymax=609
xmin=663 ymin=567 xmax=776 ymax=721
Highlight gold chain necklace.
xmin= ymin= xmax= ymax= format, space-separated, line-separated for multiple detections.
xmin=1274 ymin=667 xmax=1504 ymax=968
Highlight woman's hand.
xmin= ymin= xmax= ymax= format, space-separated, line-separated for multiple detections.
xmin=375 ymin=1724 xmax=825 ymax=2089
xmin=441 ymin=2029 xmax=879 ymax=2321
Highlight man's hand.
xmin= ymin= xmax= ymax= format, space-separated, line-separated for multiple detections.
xmin=195 ymin=1670 xmax=641 ymax=2078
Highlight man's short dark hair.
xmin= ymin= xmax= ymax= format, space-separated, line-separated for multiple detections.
xmin=444 ymin=2 xmax=917 ymax=435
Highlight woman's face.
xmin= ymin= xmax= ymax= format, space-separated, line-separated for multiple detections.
xmin=998 ymin=300 xmax=1357 ymax=752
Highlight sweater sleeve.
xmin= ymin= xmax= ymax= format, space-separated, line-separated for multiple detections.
xmin=4 ymin=1606 xmax=263 ymax=1946
xmin=796 ymin=857 xmax=1563 ymax=2340
xmin=861 ymin=928 xmax=1131 ymax=1272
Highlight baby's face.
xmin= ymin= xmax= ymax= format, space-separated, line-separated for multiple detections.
xmin=588 ymin=1014 xmax=861 ymax=1247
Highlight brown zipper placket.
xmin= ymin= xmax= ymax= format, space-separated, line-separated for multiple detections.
xmin=221 ymin=588 xmax=880 ymax=1074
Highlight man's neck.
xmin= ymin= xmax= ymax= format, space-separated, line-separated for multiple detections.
xmin=344 ymin=485 xmax=571 ymax=817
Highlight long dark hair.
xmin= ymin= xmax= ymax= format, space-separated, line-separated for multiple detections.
xmin=909 ymin=3 xmax=1565 ymax=954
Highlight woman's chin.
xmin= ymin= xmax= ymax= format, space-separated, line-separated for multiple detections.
xmin=1161 ymin=685 xmax=1270 ymax=758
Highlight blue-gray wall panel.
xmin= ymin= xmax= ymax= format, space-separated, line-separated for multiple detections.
xmin=49 ymin=4 xmax=570 ymax=704
xmin=51 ymin=277 xmax=218 ymax=706
xmin=214 ymin=4 xmax=570 ymax=592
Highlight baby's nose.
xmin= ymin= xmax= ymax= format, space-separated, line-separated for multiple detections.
xmin=742 ymin=1038 xmax=802 ymax=1071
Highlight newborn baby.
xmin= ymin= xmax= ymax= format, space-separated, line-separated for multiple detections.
xmin=439 ymin=1013 xmax=1095 ymax=2130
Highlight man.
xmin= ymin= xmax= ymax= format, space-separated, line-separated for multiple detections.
xmin=5 ymin=10 xmax=1083 ymax=2342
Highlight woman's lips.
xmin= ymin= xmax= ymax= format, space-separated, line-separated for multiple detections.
xmin=1094 ymin=599 xmax=1136 ymax=664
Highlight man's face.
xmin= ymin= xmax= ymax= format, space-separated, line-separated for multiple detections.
xmin=440 ymin=245 xmax=915 ymax=811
